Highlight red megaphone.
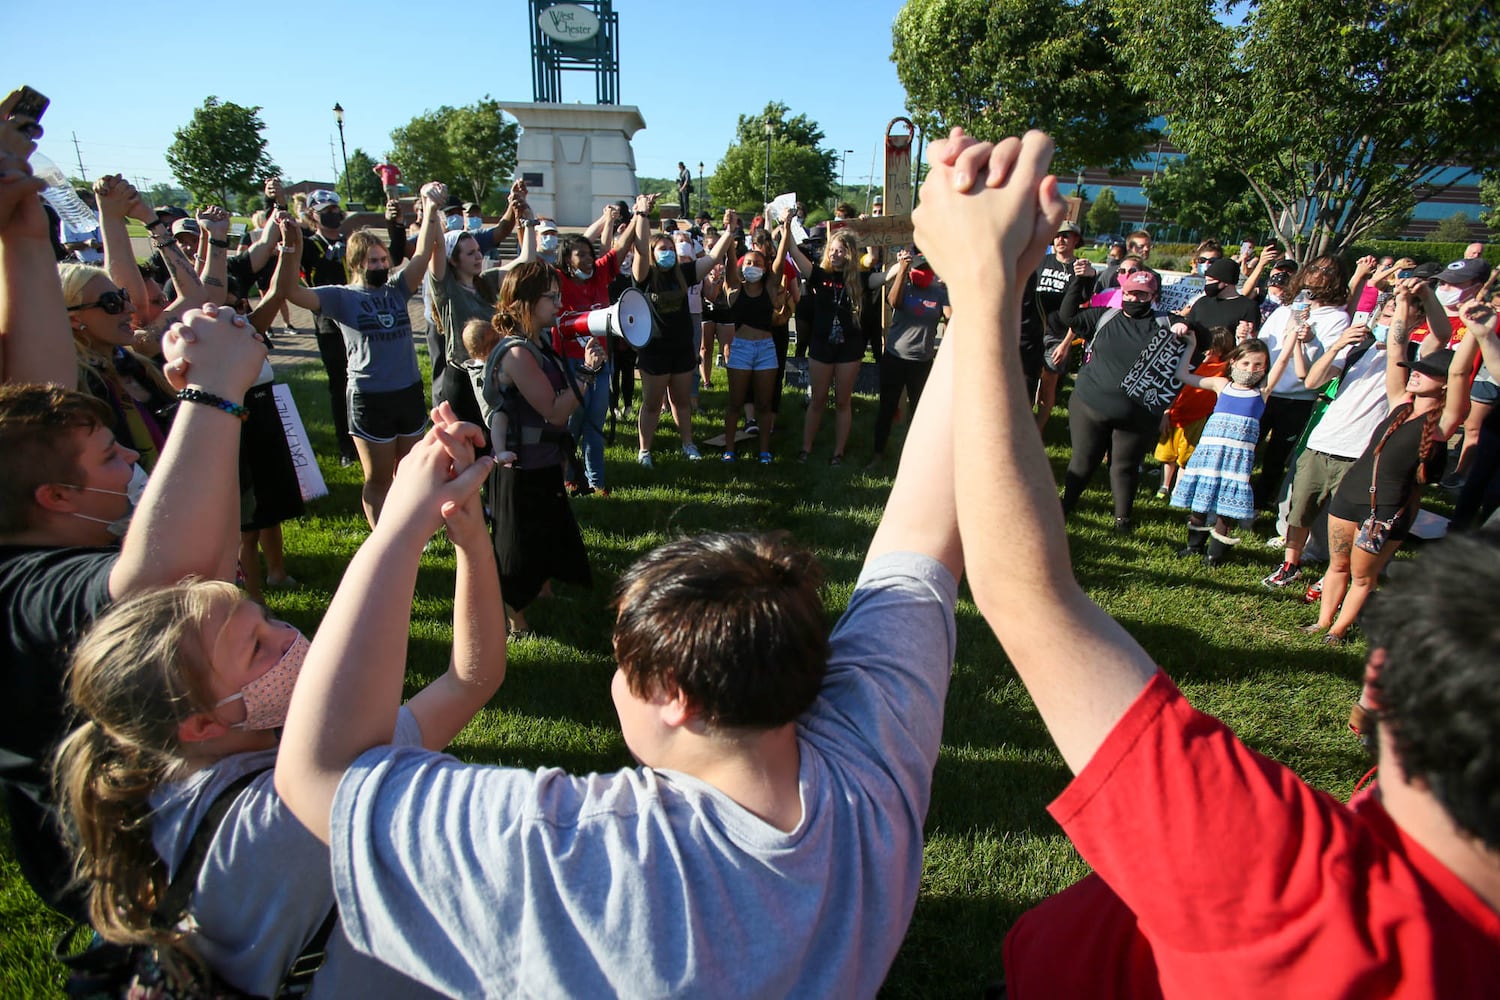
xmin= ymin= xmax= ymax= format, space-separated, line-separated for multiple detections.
xmin=558 ymin=287 xmax=654 ymax=348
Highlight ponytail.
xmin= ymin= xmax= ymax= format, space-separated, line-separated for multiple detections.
xmin=53 ymin=580 xmax=237 ymax=959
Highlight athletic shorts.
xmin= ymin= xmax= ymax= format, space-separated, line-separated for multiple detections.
xmin=348 ymin=382 xmax=428 ymax=443
xmin=1154 ymin=418 xmax=1207 ymax=465
xmin=1471 ymin=378 xmax=1499 ymax=405
xmin=1287 ymin=448 xmax=1357 ymax=528
xmin=728 ymin=336 xmax=778 ymax=372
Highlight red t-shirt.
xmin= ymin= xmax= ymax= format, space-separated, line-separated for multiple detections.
xmin=1004 ymin=673 xmax=1500 ymax=998
xmin=552 ymin=249 xmax=621 ymax=361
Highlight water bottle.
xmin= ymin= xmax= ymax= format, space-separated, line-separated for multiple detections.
xmin=1289 ymin=289 xmax=1311 ymax=327
xmin=30 ymin=153 xmax=99 ymax=230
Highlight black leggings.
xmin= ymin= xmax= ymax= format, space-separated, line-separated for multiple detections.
xmin=611 ymin=343 xmax=637 ymax=413
xmin=770 ymin=323 xmax=790 ymax=413
xmin=1063 ymin=394 xmax=1159 ymax=520
xmin=874 ymin=354 xmax=933 ymax=454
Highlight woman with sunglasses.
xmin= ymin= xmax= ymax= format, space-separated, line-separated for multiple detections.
xmin=59 ymin=264 xmax=177 ymax=471
xmin=1087 ymin=255 xmax=1147 ymax=309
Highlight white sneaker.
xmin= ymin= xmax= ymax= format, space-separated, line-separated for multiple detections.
xmin=682 ymin=443 xmax=702 ymax=460
xmin=1263 ymin=535 xmax=1286 ymax=548
xmin=638 ymin=450 xmax=653 ymax=468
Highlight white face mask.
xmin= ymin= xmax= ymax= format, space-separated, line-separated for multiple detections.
xmin=538 ymin=233 xmax=559 ymax=253
xmin=1435 ymin=283 xmax=1466 ymax=308
xmin=465 ymin=217 xmax=483 ymax=233
xmin=214 ymin=631 xmax=309 ymax=730
xmin=64 ymin=463 xmax=148 ymax=538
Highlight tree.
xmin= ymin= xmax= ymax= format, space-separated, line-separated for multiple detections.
xmin=386 ymin=97 xmax=518 ymax=213
xmin=1086 ymin=187 xmax=1121 ymax=237
xmin=1431 ymin=212 xmax=1475 ymax=243
xmin=891 ymin=0 xmax=1157 ymax=173
xmin=165 ymin=97 xmax=279 ymax=208
xmin=336 ymin=148 xmax=387 ymax=208
xmin=1117 ymin=0 xmax=1500 ymax=258
xmin=1142 ymin=156 xmax=1265 ymax=242
xmin=709 ymin=103 xmax=836 ymax=215
xmin=144 ymin=182 xmax=191 ymax=210
xmin=1480 ymin=171 xmax=1500 ymax=234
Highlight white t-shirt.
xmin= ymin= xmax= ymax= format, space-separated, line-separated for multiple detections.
xmin=1305 ymin=345 xmax=1393 ymax=458
xmin=1261 ymin=303 xmax=1352 ymax=399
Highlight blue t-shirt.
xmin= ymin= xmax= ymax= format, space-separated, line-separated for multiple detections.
xmin=330 ymin=551 xmax=958 ymax=998
xmin=314 ymin=275 xmax=421 ymax=393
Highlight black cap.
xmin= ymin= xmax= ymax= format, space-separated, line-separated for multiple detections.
xmin=1400 ymin=348 xmax=1454 ymax=379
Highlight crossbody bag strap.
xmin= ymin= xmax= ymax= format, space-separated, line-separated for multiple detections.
xmin=154 ymin=768 xmax=268 ymax=926
xmin=1366 ymin=403 xmax=1413 ymax=518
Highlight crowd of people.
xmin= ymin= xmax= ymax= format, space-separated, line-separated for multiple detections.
xmin=2 ymin=83 xmax=1498 ymax=996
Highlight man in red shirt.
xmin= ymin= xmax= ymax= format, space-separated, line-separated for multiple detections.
xmin=914 ymin=128 xmax=1500 ymax=998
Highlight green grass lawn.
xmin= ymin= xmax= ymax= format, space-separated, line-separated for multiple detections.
xmin=1 ymin=346 xmax=1383 ymax=998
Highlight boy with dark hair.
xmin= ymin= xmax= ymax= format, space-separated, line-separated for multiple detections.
xmin=916 ymin=128 xmax=1500 ymax=999
xmin=275 ymin=307 xmax=966 ymax=994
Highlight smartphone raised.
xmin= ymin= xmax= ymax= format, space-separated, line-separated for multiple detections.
xmin=8 ymin=86 xmax=49 ymax=138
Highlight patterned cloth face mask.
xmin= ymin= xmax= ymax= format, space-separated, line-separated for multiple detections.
xmin=214 ymin=630 xmax=310 ymax=730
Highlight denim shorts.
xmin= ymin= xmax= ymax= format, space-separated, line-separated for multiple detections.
xmin=728 ymin=336 xmax=778 ymax=372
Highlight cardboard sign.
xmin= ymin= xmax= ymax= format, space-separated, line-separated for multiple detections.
xmin=272 ymin=383 xmax=328 ymax=502
xmin=827 ymin=215 xmax=915 ymax=249
xmin=1157 ymin=273 xmax=1203 ymax=313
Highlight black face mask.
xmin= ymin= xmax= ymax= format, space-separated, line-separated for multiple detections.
xmin=318 ymin=211 xmax=344 ymax=228
xmin=1203 ymin=280 xmax=1225 ymax=298
xmin=1122 ymin=299 xmax=1154 ymax=319
xmin=364 ymin=267 xmax=390 ymax=288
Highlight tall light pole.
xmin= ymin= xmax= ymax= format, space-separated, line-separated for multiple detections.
xmin=333 ymin=103 xmax=352 ymax=205
xmin=839 ymin=149 xmax=853 ymax=211
xmin=763 ymin=119 xmax=773 ymax=208
xmin=698 ymin=161 xmax=704 ymax=214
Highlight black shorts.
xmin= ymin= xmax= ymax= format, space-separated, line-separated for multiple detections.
xmin=636 ymin=331 xmax=697 ymax=376
xmin=808 ymin=330 xmax=865 ymax=365
xmin=347 ymin=382 xmax=428 ymax=443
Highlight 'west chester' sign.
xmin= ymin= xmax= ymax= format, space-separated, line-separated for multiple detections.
xmin=538 ymin=4 xmax=600 ymax=42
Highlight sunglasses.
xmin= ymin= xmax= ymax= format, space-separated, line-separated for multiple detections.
xmin=1118 ymin=267 xmax=1141 ymax=275
xmin=1194 ymin=256 xmax=1216 ymax=264
xmin=67 ymin=289 xmax=131 ymax=315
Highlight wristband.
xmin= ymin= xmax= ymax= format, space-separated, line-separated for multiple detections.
xmin=209 ymin=237 xmax=230 ymax=248
xmin=177 ymin=387 xmax=249 ymax=421
xmin=277 ymin=244 xmax=299 ymax=254
xmin=144 ymin=218 xmax=168 ymax=231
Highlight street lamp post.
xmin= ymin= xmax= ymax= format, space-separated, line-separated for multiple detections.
xmin=839 ymin=149 xmax=853 ymax=212
xmin=698 ymin=161 xmax=704 ymax=215
xmin=333 ymin=103 xmax=352 ymax=206
xmin=763 ymin=119 xmax=775 ymax=208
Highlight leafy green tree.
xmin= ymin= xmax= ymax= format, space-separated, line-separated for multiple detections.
xmin=1431 ymin=212 xmax=1475 ymax=243
xmin=709 ymin=103 xmax=835 ymax=215
xmin=144 ymin=182 xmax=191 ymax=210
xmin=1480 ymin=171 xmax=1500 ymax=234
xmin=165 ymin=97 xmax=279 ymax=208
xmin=891 ymin=0 xmax=1157 ymax=173
xmin=386 ymin=97 xmax=518 ymax=214
xmin=336 ymin=148 xmax=387 ymax=208
xmin=1086 ymin=187 xmax=1121 ymax=237
xmin=1116 ymin=0 xmax=1500 ymax=257
xmin=1142 ymin=155 xmax=1264 ymax=241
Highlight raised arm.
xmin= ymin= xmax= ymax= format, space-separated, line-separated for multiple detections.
xmin=0 ymin=101 xmax=74 ymax=385
xmin=274 ymin=215 xmax=321 ymax=313
xmin=108 ymin=304 xmax=267 ymax=596
xmin=402 ymin=182 xmax=447 ymax=295
xmin=1439 ymin=311 xmax=1483 ymax=437
xmin=404 ymin=427 xmax=506 ymax=750
xmin=695 ymin=223 xmax=737 ymax=280
xmin=94 ymin=175 xmax=148 ymax=309
xmin=581 ymin=204 xmax=611 ymax=245
xmin=196 ymin=207 xmax=232 ymax=305
xmin=482 ymin=177 xmax=526 ymax=247
xmin=1384 ymin=287 xmax=1416 ymax=408
xmin=1239 ymin=244 xmax=1279 ymax=297
xmin=248 ymin=212 xmax=303 ymax=330
xmin=276 ymin=418 xmax=494 ymax=842
xmin=630 ymin=194 xmax=654 ymax=283
xmin=887 ymin=248 xmax=912 ymax=309
xmin=1345 ymin=255 xmax=1376 ymax=316
xmin=918 ymin=129 xmax=1160 ymax=775
xmin=786 ymin=232 xmax=813 ymax=277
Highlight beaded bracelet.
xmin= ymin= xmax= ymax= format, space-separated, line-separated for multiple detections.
xmin=177 ymin=387 xmax=249 ymax=421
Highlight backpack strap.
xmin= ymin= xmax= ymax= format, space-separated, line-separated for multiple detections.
xmin=1088 ymin=306 xmax=1171 ymax=344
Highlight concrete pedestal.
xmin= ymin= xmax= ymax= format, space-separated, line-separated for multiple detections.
xmin=498 ymin=102 xmax=646 ymax=228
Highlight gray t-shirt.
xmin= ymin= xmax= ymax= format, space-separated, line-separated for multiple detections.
xmin=151 ymin=707 xmax=441 ymax=999
xmin=314 ymin=274 xmax=421 ymax=393
xmin=886 ymin=281 xmax=948 ymax=361
xmin=330 ymin=551 xmax=958 ymax=998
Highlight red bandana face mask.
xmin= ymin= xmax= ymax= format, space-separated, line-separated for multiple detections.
xmin=909 ymin=267 xmax=935 ymax=289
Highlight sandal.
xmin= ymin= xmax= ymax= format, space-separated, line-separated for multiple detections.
xmin=829 ymin=453 xmax=844 ymax=466
xmin=1322 ymin=632 xmax=1347 ymax=646
xmin=507 ymin=627 xmax=535 ymax=641
xmin=1298 ymin=623 xmax=1326 ymax=635
xmin=798 ymin=450 xmax=810 ymax=463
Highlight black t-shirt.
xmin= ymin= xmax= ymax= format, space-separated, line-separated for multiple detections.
xmin=805 ymin=264 xmax=859 ymax=344
xmin=1186 ymin=292 xmax=1262 ymax=356
xmin=1068 ymin=305 xmax=1179 ymax=422
xmin=635 ymin=262 xmax=697 ymax=353
xmin=0 ymin=544 xmax=117 ymax=914
xmin=1023 ymin=257 xmax=1091 ymax=351
xmin=1334 ymin=409 xmax=1449 ymax=512
xmin=300 ymin=228 xmax=347 ymax=287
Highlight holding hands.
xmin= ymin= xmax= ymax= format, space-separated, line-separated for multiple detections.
xmin=196 ymin=205 xmax=230 ymax=241
xmin=421 ymin=181 xmax=448 ymax=208
xmin=379 ymin=406 xmax=492 ymax=544
xmin=0 ymin=90 xmax=47 ymax=238
xmin=159 ymin=303 xmax=268 ymax=398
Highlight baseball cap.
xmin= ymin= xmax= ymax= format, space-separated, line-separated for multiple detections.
xmin=1400 ymin=348 xmax=1454 ymax=379
xmin=536 ymin=219 xmax=559 ymax=234
xmin=1121 ymin=269 xmax=1160 ymax=294
xmin=1205 ymin=258 xmax=1241 ymax=284
xmin=1056 ymin=221 xmax=1083 ymax=241
xmin=305 ymin=189 xmax=341 ymax=211
xmin=170 ymin=218 xmax=200 ymax=237
xmin=1435 ymin=258 xmax=1491 ymax=285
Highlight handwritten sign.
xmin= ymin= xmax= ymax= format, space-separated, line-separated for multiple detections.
xmin=827 ymin=215 xmax=915 ymax=249
xmin=1156 ymin=273 xmax=1203 ymax=314
xmin=272 ymin=383 xmax=328 ymax=502
xmin=538 ymin=3 xmax=600 ymax=43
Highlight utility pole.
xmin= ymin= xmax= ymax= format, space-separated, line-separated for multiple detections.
xmin=71 ymin=132 xmax=88 ymax=185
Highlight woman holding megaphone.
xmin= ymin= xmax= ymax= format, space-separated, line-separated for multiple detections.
xmin=480 ymin=261 xmax=604 ymax=636
xmin=631 ymin=209 xmax=740 ymax=468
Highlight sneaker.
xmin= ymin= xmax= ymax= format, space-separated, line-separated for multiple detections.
xmin=1113 ymin=517 xmax=1133 ymax=535
xmin=722 ymin=451 xmax=736 ymax=463
xmin=759 ymin=451 xmax=773 ymax=464
xmin=1263 ymin=534 xmax=1286 ymax=549
xmin=745 ymin=420 xmax=759 ymax=435
xmin=682 ymin=443 xmax=702 ymax=460
xmin=1440 ymin=472 xmax=1467 ymax=490
xmin=1262 ymin=562 xmax=1302 ymax=588
xmin=638 ymin=450 xmax=654 ymax=469
xmin=1302 ymin=577 xmax=1324 ymax=604
xmin=1155 ymin=486 xmax=1170 ymax=500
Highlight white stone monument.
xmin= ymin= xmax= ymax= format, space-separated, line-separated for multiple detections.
xmin=498 ymin=102 xmax=646 ymax=228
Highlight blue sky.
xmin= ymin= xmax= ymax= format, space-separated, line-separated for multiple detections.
xmin=15 ymin=1 xmax=912 ymax=194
